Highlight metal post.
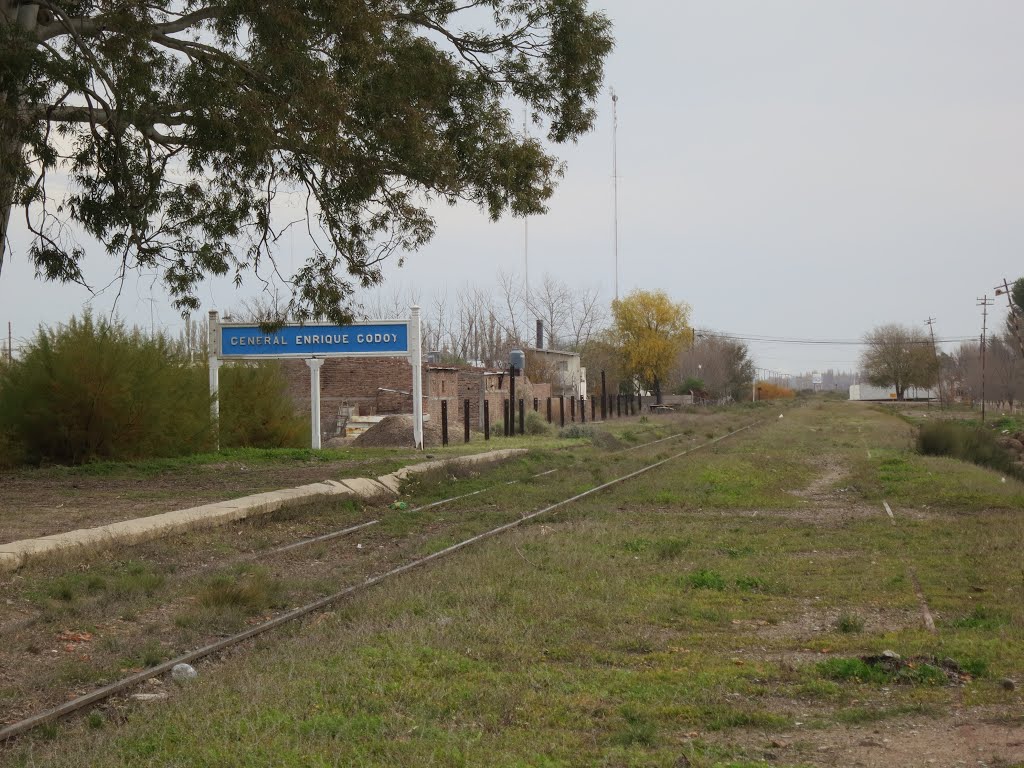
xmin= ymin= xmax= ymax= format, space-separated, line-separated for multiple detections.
xmin=484 ymin=400 xmax=490 ymax=440
xmin=410 ymin=305 xmax=424 ymax=449
xmin=518 ymin=399 xmax=525 ymax=434
xmin=547 ymin=397 xmax=552 ymax=423
xmin=617 ymin=394 xmax=622 ymax=417
xmin=509 ymin=364 xmax=516 ymax=426
xmin=464 ymin=399 xmax=471 ymax=443
xmin=581 ymin=396 xmax=586 ymax=423
xmin=570 ymin=395 xmax=575 ymax=422
xmin=601 ymin=370 xmax=607 ymax=420
xmin=559 ymin=396 xmax=565 ymax=427
xmin=441 ymin=400 xmax=449 ymax=446
xmin=306 ymin=358 xmax=325 ymax=449
xmin=591 ymin=397 xmax=596 ymax=421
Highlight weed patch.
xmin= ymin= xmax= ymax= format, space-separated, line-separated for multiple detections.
xmin=836 ymin=613 xmax=865 ymax=634
xmin=685 ymin=569 xmax=727 ymax=591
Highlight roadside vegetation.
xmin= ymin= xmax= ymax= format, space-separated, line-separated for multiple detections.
xmin=917 ymin=419 xmax=1023 ymax=481
xmin=0 ymin=313 xmax=305 ymax=467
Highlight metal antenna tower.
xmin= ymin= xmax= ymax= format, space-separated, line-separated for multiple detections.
xmin=523 ymin=106 xmax=529 ymax=292
xmin=611 ymin=88 xmax=619 ymax=301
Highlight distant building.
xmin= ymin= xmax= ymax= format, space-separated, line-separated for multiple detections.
xmin=849 ymin=384 xmax=934 ymax=401
xmin=282 ymin=357 xmax=551 ymax=440
xmin=524 ymin=347 xmax=586 ymax=399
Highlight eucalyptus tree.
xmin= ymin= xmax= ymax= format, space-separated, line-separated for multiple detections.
xmin=0 ymin=1 xmax=612 ymax=322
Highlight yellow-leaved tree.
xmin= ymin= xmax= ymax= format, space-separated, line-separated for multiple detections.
xmin=612 ymin=290 xmax=692 ymax=404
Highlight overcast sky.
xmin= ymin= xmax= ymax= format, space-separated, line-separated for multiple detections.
xmin=2 ymin=0 xmax=1022 ymax=375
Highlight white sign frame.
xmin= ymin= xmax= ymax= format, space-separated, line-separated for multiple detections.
xmin=207 ymin=307 xmax=424 ymax=450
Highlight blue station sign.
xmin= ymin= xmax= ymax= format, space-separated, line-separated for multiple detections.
xmin=219 ymin=321 xmax=409 ymax=358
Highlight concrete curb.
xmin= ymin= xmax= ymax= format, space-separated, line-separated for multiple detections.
xmin=0 ymin=449 xmax=527 ymax=573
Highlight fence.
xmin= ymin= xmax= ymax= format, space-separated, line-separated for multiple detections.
xmin=436 ymin=390 xmax=645 ymax=445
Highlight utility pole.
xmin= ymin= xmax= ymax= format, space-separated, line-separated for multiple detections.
xmin=925 ymin=317 xmax=943 ymax=408
xmin=6 ymin=321 xmax=11 ymax=364
xmin=977 ymin=296 xmax=993 ymax=423
xmin=611 ymin=88 xmax=619 ymax=302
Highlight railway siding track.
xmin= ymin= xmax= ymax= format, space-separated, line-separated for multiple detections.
xmin=0 ymin=420 xmax=764 ymax=743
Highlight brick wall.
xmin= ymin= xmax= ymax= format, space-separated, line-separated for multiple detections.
xmin=283 ymin=358 xmax=555 ymax=440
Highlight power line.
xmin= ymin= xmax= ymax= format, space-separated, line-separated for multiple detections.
xmin=697 ymin=330 xmax=977 ymax=346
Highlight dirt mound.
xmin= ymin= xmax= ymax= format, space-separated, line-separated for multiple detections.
xmin=352 ymin=415 xmax=443 ymax=448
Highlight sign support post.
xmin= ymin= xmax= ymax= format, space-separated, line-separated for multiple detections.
xmin=410 ymin=305 xmax=424 ymax=450
xmin=208 ymin=310 xmax=222 ymax=451
xmin=306 ymin=358 xmax=324 ymax=449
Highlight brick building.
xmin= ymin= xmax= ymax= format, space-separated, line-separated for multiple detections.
xmin=283 ymin=358 xmax=551 ymax=441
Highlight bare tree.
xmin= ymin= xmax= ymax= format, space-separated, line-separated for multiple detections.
xmin=860 ymin=324 xmax=937 ymax=400
xmin=673 ymin=334 xmax=754 ymax=401
xmin=987 ymin=335 xmax=1023 ymax=409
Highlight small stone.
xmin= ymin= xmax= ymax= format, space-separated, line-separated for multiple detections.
xmin=881 ymin=649 xmax=901 ymax=660
xmin=1000 ymin=678 xmax=1016 ymax=691
xmin=171 ymin=663 xmax=197 ymax=682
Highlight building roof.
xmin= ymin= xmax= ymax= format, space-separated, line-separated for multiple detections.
xmin=525 ymin=347 xmax=580 ymax=359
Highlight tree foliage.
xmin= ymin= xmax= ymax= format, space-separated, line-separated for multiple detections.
xmin=0 ymin=1 xmax=612 ymax=322
xmin=1012 ymin=277 xmax=1024 ymax=315
xmin=611 ymin=289 xmax=691 ymax=403
xmin=860 ymin=323 xmax=937 ymax=400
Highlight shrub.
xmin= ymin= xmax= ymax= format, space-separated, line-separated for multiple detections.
xmin=524 ymin=410 xmax=551 ymax=436
xmin=0 ymin=313 xmax=211 ymax=463
xmin=917 ymin=421 xmax=1019 ymax=478
xmin=219 ymin=362 xmax=305 ymax=448
xmin=756 ymin=382 xmax=796 ymax=400
xmin=0 ymin=313 xmax=306 ymax=464
xmin=559 ymin=424 xmax=593 ymax=440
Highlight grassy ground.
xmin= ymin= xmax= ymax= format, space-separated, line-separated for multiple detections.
xmin=0 ymin=406 xmax=745 ymax=542
xmin=4 ymin=399 xmax=1023 ymax=767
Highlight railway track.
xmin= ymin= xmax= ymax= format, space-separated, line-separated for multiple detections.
xmin=0 ymin=420 xmax=762 ymax=743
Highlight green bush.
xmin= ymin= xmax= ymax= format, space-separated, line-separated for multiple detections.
xmin=917 ymin=421 xmax=1019 ymax=478
xmin=0 ymin=314 xmax=210 ymax=463
xmin=0 ymin=314 xmax=306 ymax=464
xmin=524 ymin=410 xmax=551 ymax=436
xmin=219 ymin=362 xmax=305 ymax=448
xmin=559 ymin=424 xmax=593 ymax=440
